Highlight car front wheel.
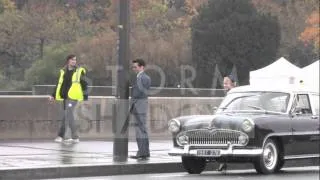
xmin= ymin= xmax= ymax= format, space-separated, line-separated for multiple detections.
xmin=254 ymin=139 xmax=279 ymax=174
xmin=182 ymin=156 xmax=206 ymax=174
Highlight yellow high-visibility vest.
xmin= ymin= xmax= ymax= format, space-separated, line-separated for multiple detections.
xmin=55 ymin=67 xmax=86 ymax=101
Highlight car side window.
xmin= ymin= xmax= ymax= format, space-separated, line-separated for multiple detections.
xmin=294 ymin=94 xmax=312 ymax=115
xmin=310 ymin=94 xmax=319 ymax=115
xmin=263 ymin=95 xmax=289 ymax=113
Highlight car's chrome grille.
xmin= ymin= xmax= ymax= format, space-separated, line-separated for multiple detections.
xmin=184 ymin=129 xmax=248 ymax=146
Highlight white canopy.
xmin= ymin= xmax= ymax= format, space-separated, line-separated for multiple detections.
xmin=250 ymin=57 xmax=302 ymax=86
xmin=300 ymin=60 xmax=319 ymax=92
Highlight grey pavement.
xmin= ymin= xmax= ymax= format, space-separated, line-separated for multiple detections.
xmin=43 ymin=166 xmax=320 ymax=180
xmin=0 ymin=140 xmax=183 ymax=180
xmin=0 ymin=140 xmax=177 ymax=168
xmin=0 ymin=140 xmax=319 ymax=180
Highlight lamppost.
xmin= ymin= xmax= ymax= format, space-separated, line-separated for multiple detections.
xmin=113 ymin=0 xmax=130 ymax=162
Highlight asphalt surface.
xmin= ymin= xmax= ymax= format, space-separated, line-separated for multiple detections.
xmin=0 ymin=141 xmax=319 ymax=180
xmin=0 ymin=140 xmax=177 ymax=168
xmin=42 ymin=166 xmax=320 ymax=180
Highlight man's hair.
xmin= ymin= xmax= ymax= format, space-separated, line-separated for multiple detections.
xmin=132 ymin=58 xmax=146 ymax=67
xmin=63 ymin=54 xmax=76 ymax=67
xmin=66 ymin=54 xmax=76 ymax=62
xmin=226 ymin=74 xmax=236 ymax=83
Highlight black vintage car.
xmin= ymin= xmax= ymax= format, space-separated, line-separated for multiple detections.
xmin=168 ymin=85 xmax=319 ymax=174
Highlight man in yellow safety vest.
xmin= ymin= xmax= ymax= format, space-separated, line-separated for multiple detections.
xmin=49 ymin=54 xmax=89 ymax=143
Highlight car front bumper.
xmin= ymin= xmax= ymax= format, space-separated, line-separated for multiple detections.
xmin=168 ymin=144 xmax=263 ymax=157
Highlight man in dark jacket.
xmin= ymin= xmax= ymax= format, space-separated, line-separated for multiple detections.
xmin=129 ymin=58 xmax=151 ymax=160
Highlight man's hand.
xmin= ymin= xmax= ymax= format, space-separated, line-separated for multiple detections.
xmin=48 ymin=96 xmax=55 ymax=103
xmin=82 ymin=101 xmax=91 ymax=108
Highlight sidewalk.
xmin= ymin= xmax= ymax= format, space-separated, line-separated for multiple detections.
xmin=0 ymin=140 xmax=185 ymax=180
xmin=0 ymin=140 xmax=177 ymax=168
xmin=0 ymin=140 xmax=318 ymax=180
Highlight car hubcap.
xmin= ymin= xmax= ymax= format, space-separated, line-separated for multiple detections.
xmin=263 ymin=143 xmax=277 ymax=170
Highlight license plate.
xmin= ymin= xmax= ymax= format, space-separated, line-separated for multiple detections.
xmin=197 ymin=149 xmax=221 ymax=157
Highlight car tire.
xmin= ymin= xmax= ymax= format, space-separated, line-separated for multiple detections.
xmin=254 ymin=139 xmax=279 ymax=174
xmin=182 ymin=156 xmax=206 ymax=174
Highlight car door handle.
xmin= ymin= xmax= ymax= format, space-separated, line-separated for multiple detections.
xmin=311 ymin=116 xmax=318 ymax=119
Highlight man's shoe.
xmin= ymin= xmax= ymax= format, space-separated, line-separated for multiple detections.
xmin=129 ymin=155 xmax=140 ymax=159
xmin=64 ymin=139 xmax=79 ymax=144
xmin=129 ymin=155 xmax=150 ymax=160
xmin=63 ymin=139 xmax=73 ymax=143
xmin=138 ymin=156 xmax=149 ymax=160
xmin=54 ymin=136 xmax=63 ymax=143
xmin=72 ymin=139 xmax=80 ymax=143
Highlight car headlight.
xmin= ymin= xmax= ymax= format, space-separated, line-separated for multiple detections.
xmin=238 ymin=134 xmax=249 ymax=145
xmin=242 ymin=119 xmax=254 ymax=132
xmin=177 ymin=135 xmax=189 ymax=146
xmin=168 ymin=119 xmax=180 ymax=133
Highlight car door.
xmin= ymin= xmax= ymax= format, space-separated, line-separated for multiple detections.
xmin=309 ymin=93 xmax=320 ymax=155
xmin=289 ymin=94 xmax=320 ymax=157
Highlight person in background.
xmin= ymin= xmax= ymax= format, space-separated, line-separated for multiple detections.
xmin=49 ymin=54 xmax=88 ymax=143
xmin=223 ymin=75 xmax=236 ymax=93
xmin=129 ymin=58 xmax=151 ymax=160
xmin=218 ymin=74 xmax=237 ymax=171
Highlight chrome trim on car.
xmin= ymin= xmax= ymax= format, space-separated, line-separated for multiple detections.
xmin=168 ymin=118 xmax=181 ymax=133
xmin=241 ymin=118 xmax=255 ymax=132
xmin=169 ymin=143 xmax=263 ymax=157
xmin=284 ymin=154 xmax=320 ymax=160
xmin=177 ymin=129 xmax=249 ymax=146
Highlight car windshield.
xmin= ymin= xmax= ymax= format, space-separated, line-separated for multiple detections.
xmin=217 ymin=92 xmax=290 ymax=114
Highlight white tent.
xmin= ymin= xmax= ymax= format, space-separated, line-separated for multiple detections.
xmin=250 ymin=57 xmax=302 ymax=86
xmin=300 ymin=60 xmax=319 ymax=92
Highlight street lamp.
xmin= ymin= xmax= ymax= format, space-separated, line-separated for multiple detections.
xmin=113 ymin=0 xmax=130 ymax=162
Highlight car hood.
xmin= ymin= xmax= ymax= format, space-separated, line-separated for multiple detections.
xmin=174 ymin=115 xmax=215 ymax=131
xmin=177 ymin=112 xmax=282 ymax=131
xmin=211 ymin=112 xmax=283 ymax=130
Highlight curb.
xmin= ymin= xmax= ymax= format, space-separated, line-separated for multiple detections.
xmin=0 ymin=158 xmax=318 ymax=180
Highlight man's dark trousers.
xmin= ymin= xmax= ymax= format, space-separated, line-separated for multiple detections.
xmin=131 ymin=99 xmax=150 ymax=157
xmin=130 ymin=71 xmax=151 ymax=157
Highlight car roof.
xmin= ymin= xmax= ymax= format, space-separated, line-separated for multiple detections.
xmin=229 ymin=85 xmax=319 ymax=94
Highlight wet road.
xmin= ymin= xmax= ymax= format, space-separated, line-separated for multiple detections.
xmin=44 ymin=166 xmax=319 ymax=180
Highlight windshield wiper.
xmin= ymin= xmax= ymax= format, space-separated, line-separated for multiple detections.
xmin=247 ymin=105 xmax=265 ymax=111
xmin=247 ymin=105 xmax=282 ymax=114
